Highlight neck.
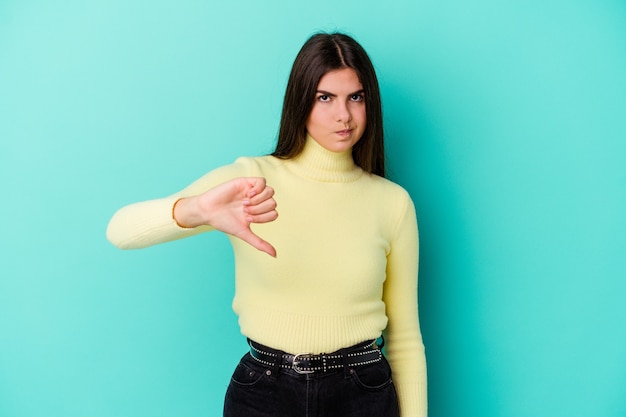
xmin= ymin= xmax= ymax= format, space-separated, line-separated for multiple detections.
xmin=283 ymin=135 xmax=363 ymax=183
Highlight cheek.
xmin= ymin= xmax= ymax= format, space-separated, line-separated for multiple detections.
xmin=305 ymin=111 xmax=317 ymax=131
xmin=306 ymin=107 xmax=323 ymax=127
xmin=356 ymin=107 xmax=367 ymax=124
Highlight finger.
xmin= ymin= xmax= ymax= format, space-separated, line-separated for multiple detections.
xmin=246 ymin=209 xmax=279 ymax=224
xmin=245 ymin=177 xmax=267 ymax=198
xmin=244 ymin=197 xmax=277 ymax=216
xmin=246 ymin=185 xmax=275 ymax=206
xmin=236 ymin=228 xmax=277 ymax=257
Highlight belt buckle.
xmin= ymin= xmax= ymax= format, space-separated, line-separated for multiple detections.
xmin=292 ymin=353 xmax=315 ymax=374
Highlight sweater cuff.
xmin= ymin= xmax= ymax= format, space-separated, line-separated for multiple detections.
xmin=396 ymin=382 xmax=427 ymax=417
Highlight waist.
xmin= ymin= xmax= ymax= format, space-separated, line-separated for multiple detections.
xmin=236 ymin=308 xmax=388 ymax=354
xmin=248 ymin=338 xmax=382 ymax=375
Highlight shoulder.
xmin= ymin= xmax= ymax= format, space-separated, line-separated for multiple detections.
xmin=366 ymin=174 xmax=414 ymax=204
xmin=233 ymin=155 xmax=284 ymax=175
xmin=364 ymin=174 xmax=417 ymax=230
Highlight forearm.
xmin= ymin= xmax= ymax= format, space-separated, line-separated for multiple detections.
xmin=106 ymin=196 xmax=211 ymax=249
xmin=106 ymin=157 xmax=256 ymax=250
xmin=385 ymin=264 xmax=427 ymax=417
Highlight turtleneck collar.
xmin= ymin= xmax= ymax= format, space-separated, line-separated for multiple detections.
xmin=283 ymin=134 xmax=364 ymax=183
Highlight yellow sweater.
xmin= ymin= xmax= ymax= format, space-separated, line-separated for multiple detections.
xmin=107 ymin=136 xmax=427 ymax=416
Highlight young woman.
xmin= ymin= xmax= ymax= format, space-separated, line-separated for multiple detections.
xmin=107 ymin=32 xmax=427 ymax=417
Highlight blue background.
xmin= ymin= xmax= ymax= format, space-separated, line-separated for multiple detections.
xmin=1 ymin=1 xmax=625 ymax=416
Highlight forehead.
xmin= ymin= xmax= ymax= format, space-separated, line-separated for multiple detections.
xmin=317 ymin=67 xmax=363 ymax=91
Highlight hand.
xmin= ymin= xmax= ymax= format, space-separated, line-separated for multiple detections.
xmin=174 ymin=177 xmax=278 ymax=257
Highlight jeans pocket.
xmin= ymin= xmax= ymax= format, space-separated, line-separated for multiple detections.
xmin=230 ymin=357 xmax=270 ymax=387
xmin=349 ymin=358 xmax=394 ymax=391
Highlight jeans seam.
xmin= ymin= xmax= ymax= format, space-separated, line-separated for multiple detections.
xmin=305 ymin=377 xmax=310 ymax=417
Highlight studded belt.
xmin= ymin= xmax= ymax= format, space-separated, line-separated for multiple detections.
xmin=248 ymin=339 xmax=383 ymax=374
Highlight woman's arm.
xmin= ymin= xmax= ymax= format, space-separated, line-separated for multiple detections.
xmin=106 ymin=158 xmax=278 ymax=256
xmin=383 ymin=192 xmax=427 ymax=417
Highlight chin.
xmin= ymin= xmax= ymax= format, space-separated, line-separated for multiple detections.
xmin=329 ymin=143 xmax=354 ymax=153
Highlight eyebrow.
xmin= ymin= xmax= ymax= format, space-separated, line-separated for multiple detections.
xmin=315 ymin=89 xmax=365 ymax=97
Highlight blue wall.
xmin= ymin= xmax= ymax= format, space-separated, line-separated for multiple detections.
xmin=1 ymin=1 xmax=625 ymax=416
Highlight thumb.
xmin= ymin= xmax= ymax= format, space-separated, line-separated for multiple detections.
xmin=235 ymin=228 xmax=277 ymax=258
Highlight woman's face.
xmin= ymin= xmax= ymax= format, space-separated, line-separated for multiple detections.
xmin=305 ymin=67 xmax=366 ymax=153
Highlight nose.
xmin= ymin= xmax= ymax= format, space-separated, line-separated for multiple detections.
xmin=335 ymin=101 xmax=352 ymax=123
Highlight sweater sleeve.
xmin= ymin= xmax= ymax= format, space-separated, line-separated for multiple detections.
xmin=106 ymin=157 xmax=253 ymax=249
xmin=383 ymin=192 xmax=427 ymax=417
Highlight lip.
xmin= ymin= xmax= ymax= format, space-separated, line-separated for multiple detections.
xmin=335 ymin=129 xmax=353 ymax=137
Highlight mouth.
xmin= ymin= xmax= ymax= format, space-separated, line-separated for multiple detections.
xmin=335 ymin=129 xmax=353 ymax=137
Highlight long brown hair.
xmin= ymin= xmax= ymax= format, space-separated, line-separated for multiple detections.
xmin=272 ymin=33 xmax=385 ymax=177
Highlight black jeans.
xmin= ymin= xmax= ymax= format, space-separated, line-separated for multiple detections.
xmin=223 ymin=342 xmax=399 ymax=417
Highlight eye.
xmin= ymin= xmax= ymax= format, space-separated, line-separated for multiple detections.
xmin=350 ymin=94 xmax=364 ymax=102
xmin=317 ymin=95 xmax=331 ymax=102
